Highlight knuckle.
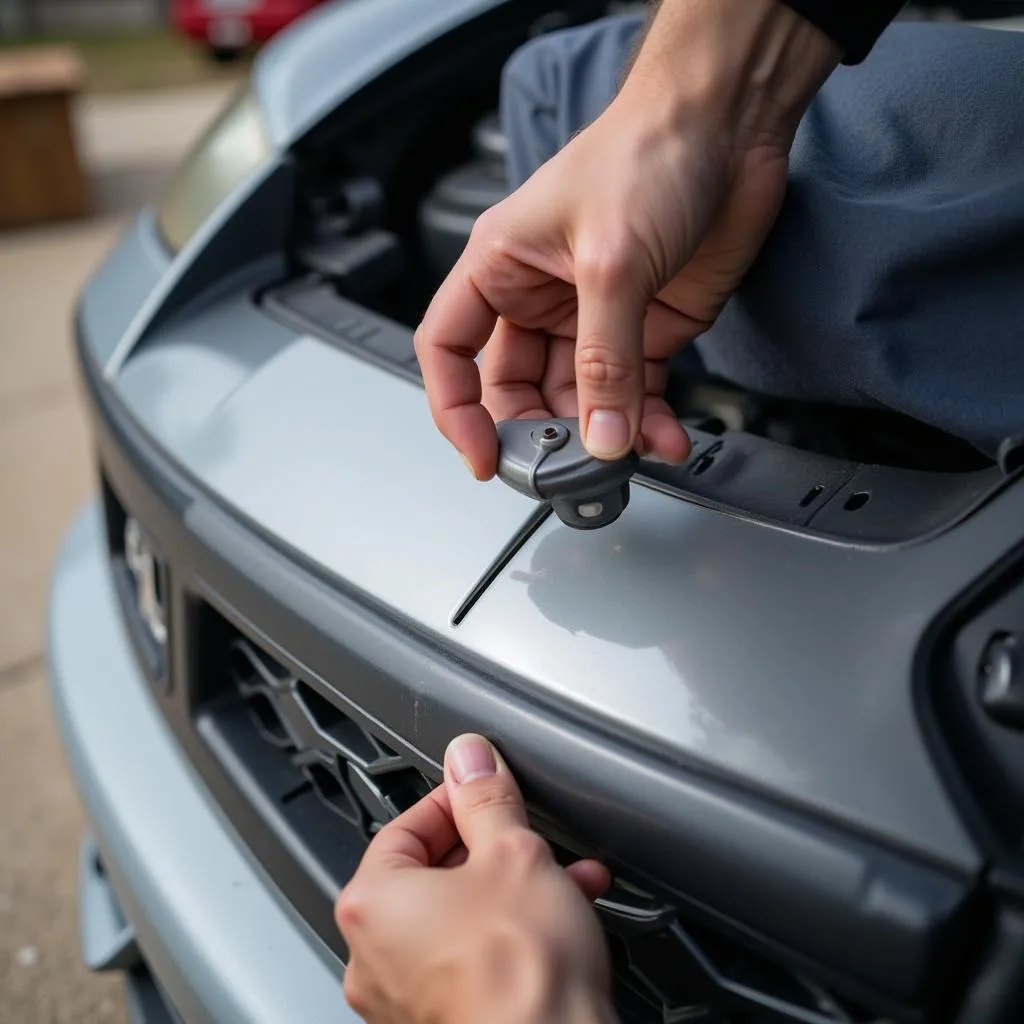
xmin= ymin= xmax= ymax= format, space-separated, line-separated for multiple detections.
xmin=470 ymin=207 xmax=518 ymax=271
xmin=468 ymin=207 xmax=504 ymax=254
xmin=576 ymin=238 xmax=635 ymax=289
xmin=412 ymin=322 xmax=427 ymax=359
xmin=576 ymin=339 xmax=638 ymax=387
xmin=334 ymin=884 xmax=368 ymax=935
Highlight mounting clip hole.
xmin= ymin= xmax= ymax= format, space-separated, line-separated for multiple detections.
xmin=691 ymin=452 xmax=716 ymax=477
xmin=998 ymin=437 xmax=1024 ymax=476
xmin=799 ymin=484 xmax=825 ymax=508
xmin=843 ymin=491 xmax=871 ymax=512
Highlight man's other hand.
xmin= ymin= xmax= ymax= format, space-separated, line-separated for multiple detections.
xmin=335 ymin=733 xmax=615 ymax=1024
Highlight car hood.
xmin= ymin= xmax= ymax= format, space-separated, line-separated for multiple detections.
xmin=252 ymin=0 xmax=507 ymax=147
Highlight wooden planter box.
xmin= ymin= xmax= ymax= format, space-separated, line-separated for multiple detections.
xmin=0 ymin=46 xmax=92 ymax=230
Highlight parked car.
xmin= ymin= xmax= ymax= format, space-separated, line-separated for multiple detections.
xmin=171 ymin=0 xmax=324 ymax=61
xmin=50 ymin=0 xmax=1024 ymax=1021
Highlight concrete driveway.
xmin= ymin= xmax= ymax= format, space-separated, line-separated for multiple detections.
xmin=0 ymin=83 xmax=231 ymax=1023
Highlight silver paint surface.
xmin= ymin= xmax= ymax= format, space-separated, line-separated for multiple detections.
xmin=116 ymin=295 xmax=538 ymax=632
xmin=454 ymin=481 xmax=1024 ymax=868
xmin=77 ymin=210 xmax=171 ymax=367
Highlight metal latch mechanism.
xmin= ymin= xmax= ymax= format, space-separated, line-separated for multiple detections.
xmin=496 ymin=417 xmax=639 ymax=530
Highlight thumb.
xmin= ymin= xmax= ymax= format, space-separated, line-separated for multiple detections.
xmin=574 ymin=250 xmax=649 ymax=461
xmin=443 ymin=733 xmax=530 ymax=852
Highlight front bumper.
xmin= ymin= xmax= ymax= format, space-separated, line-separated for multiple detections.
xmin=47 ymin=503 xmax=357 ymax=1024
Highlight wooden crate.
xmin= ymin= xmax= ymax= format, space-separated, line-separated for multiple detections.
xmin=0 ymin=46 xmax=92 ymax=230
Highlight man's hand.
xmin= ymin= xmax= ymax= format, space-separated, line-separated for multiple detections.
xmin=415 ymin=0 xmax=840 ymax=479
xmin=335 ymin=734 xmax=615 ymax=1024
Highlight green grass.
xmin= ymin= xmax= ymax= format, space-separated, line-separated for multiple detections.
xmin=0 ymin=29 xmax=253 ymax=93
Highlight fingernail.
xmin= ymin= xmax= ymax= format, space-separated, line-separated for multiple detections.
xmin=586 ymin=410 xmax=630 ymax=458
xmin=446 ymin=734 xmax=497 ymax=784
xmin=460 ymin=453 xmax=478 ymax=480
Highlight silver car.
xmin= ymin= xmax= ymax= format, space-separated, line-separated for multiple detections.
xmin=49 ymin=1 xmax=1024 ymax=1021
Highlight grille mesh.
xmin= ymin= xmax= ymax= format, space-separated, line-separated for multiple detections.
xmin=229 ymin=639 xmax=431 ymax=838
xmin=222 ymin=631 xmax=878 ymax=1024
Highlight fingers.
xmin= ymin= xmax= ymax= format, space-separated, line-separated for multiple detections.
xmin=443 ymin=733 xmax=530 ymax=852
xmin=479 ymin=319 xmax=552 ymax=424
xmin=537 ymin=336 xmax=579 ymax=418
xmin=573 ymin=242 xmax=650 ymax=460
xmin=640 ymin=394 xmax=690 ymax=464
xmin=438 ymin=843 xmax=469 ymax=869
xmin=415 ymin=252 xmax=501 ymax=480
xmin=358 ymin=784 xmax=459 ymax=873
xmin=565 ymin=859 xmax=612 ymax=903
xmin=539 ymin=331 xmax=690 ymax=463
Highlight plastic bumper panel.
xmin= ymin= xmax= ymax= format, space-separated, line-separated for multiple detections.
xmin=46 ymin=504 xmax=357 ymax=1024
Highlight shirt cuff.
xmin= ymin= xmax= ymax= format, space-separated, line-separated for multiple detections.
xmin=774 ymin=0 xmax=906 ymax=64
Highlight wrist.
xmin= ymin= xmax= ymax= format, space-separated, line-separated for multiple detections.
xmin=443 ymin=929 xmax=615 ymax=1024
xmin=619 ymin=0 xmax=841 ymax=149
xmin=487 ymin=984 xmax=616 ymax=1024
xmin=562 ymin=987 xmax=619 ymax=1024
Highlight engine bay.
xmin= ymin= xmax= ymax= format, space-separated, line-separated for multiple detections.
xmin=251 ymin=0 xmax=1024 ymax=548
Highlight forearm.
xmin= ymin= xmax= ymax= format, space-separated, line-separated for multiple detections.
xmin=631 ymin=0 xmax=905 ymax=72
xmin=622 ymin=0 xmax=841 ymax=145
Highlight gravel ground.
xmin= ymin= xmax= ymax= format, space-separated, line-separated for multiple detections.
xmin=0 ymin=665 xmax=126 ymax=1024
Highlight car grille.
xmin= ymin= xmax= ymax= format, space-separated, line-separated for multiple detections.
xmin=227 ymin=635 xmax=432 ymax=836
xmin=196 ymin=605 xmax=877 ymax=1024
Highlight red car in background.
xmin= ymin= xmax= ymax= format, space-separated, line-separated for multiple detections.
xmin=172 ymin=0 xmax=324 ymax=61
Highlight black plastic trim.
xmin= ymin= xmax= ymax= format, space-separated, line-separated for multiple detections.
xmin=911 ymin=541 xmax=1024 ymax=1024
xmin=641 ymin=427 xmax=1011 ymax=548
xmin=260 ymin=276 xmax=422 ymax=384
xmin=124 ymin=963 xmax=183 ymax=1024
xmin=100 ymin=467 xmax=170 ymax=692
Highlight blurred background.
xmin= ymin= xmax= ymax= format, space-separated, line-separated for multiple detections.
xmin=0 ymin=4 xmax=298 ymax=1022
xmin=0 ymin=1 xmax=1022 ymax=1021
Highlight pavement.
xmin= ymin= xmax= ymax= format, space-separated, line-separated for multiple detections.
xmin=0 ymin=82 xmax=233 ymax=1024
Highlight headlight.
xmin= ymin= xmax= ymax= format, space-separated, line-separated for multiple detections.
xmin=156 ymin=88 xmax=271 ymax=254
